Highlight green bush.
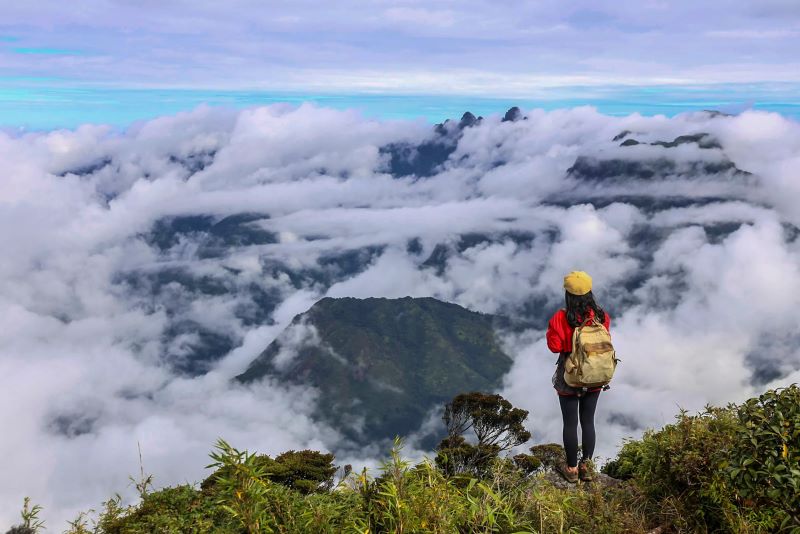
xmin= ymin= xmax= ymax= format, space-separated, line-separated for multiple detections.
xmin=202 ymin=445 xmax=336 ymax=496
xmin=603 ymin=384 xmax=800 ymax=533
xmin=727 ymin=384 xmax=800 ymax=531
xmin=98 ymin=485 xmax=229 ymax=534
xmin=269 ymin=450 xmax=337 ymax=494
xmin=604 ymin=405 xmax=744 ymax=531
xmin=602 ymin=438 xmax=644 ymax=481
xmin=528 ymin=443 xmax=567 ymax=473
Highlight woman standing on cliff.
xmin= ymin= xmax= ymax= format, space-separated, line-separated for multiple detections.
xmin=546 ymin=271 xmax=610 ymax=483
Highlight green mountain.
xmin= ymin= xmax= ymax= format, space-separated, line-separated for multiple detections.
xmin=237 ymin=296 xmax=513 ymax=445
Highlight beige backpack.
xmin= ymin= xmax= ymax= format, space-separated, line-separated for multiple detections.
xmin=563 ymin=315 xmax=618 ymax=389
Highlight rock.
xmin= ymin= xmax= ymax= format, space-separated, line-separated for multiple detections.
xmin=459 ymin=112 xmax=479 ymax=128
xmin=540 ymin=470 xmax=624 ymax=491
xmin=651 ymin=133 xmax=721 ymax=149
xmin=612 ymin=130 xmax=632 ymax=141
xmin=502 ymin=107 xmax=524 ymax=122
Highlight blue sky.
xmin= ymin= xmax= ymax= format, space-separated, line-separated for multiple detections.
xmin=1 ymin=0 xmax=799 ymax=129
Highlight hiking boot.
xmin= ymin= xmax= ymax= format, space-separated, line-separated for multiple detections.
xmin=578 ymin=459 xmax=595 ymax=482
xmin=556 ymin=462 xmax=579 ymax=484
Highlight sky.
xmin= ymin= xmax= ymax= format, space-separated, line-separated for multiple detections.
xmin=1 ymin=0 xmax=800 ymax=128
xmin=2 ymin=0 xmax=800 ymax=529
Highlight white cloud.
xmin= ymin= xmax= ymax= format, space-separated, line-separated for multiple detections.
xmin=383 ymin=7 xmax=457 ymax=29
xmin=2 ymin=1 xmax=800 ymax=92
xmin=707 ymin=29 xmax=798 ymax=39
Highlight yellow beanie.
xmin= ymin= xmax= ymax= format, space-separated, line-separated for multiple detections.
xmin=564 ymin=271 xmax=592 ymax=295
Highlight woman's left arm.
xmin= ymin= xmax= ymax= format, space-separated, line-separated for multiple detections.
xmin=546 ymin=312 xmax=566 ymax=353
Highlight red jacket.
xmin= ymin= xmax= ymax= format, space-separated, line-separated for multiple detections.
xmin=546 ymin=308 xmax=611 ymax=355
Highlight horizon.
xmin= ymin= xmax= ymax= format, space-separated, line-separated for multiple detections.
xmin=2 ymin=83 xmax=800 ymax=131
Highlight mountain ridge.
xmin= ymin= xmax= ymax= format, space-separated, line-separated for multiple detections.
xmin=237 ymin=296 xmax=514 ymax=447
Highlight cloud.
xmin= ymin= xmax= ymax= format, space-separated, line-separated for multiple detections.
xmin=1 ymin=103 xmax=800 ymax=526
xmin=383 ymin=7 xmax=457 ymax=29
xmin=1 ymin=0 xmax=799 ymax=91
xmin=707 ymin=29 xmax=798 ymax=39
xmin=749 ymin=0 xmax=800 ymax=19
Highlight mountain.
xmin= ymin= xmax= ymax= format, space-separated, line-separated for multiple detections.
xmin=237 ymin=296 xmax=513 ymax=446
xmin=380 ymin=111 xmax=486 ymax=178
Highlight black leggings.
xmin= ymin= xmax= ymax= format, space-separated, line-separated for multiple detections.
xmin=559 ymin=391 xmax=600 ymax=467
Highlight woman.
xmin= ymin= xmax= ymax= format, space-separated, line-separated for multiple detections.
xmin=546 ymin=270 xmax=610 ymax=483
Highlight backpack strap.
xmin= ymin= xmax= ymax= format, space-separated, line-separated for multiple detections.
xmin=565 ymin=327 xmax=580 ymax=374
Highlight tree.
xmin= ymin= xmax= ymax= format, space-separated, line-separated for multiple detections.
xmin=202 ymin=446 xmax=336 ymax=495
xmin=268 ymin=450 xmax=337 ymax=494
xmin=513 ymin=443 xmax=566 ymax=475
xmin=435 ymin=392 xmax=531 ymax=476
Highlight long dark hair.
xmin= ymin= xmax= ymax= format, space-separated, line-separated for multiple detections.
xmin=565 ymin=290 xmax=606 ymax=328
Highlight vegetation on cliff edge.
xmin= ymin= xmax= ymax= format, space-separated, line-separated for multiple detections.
xmin=7 ymin=385 xmax=800 ymax=534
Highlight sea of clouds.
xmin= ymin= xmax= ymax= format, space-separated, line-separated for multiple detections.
xmin=2 ymin=103 xmax=799 ymax=526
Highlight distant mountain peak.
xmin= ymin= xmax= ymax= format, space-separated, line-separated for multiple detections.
xmin=459 ymin=111 xmax=479 ymax=128
xmin=502 ymin=106 xmax=524 ymax=122
xmin=238 ymin=296 xmax=513 ymax=447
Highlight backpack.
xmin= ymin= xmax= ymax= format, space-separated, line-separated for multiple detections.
xmin=563 ymin=315 xmax=618 ymax=389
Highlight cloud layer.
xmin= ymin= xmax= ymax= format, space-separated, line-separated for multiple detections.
xmin=1 ymin=103 xmax=800 ymax=526
xmin=1 ymin=0 xmax=800 ymax=91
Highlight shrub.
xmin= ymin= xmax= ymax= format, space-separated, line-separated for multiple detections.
xmin=97 ymin=485 xmax=228 ymax=533
xmin=518 ymin=480 xmax=651 ymax=533
xmin=5 ymin=498 xmax=44 ymax=534
xmin=510 ymin=443 xmax=568 ymax=477
xmin=359 ymin=439 xmax=537 ymax=533
xmin=528 ymin=443 xmax=567 ymax=473
xmin=435 ymin=435 xmax=502 ymax=477
xmin=511 ymin=452 xmax=542 ymax=475
xmin=204 ymin=439 xmax=358 ymax=533
xmin=269 ymin=450 xmax=337 ymax=494
xmin=602 ymin=438 xmax=646 ymax=481
xmin=203 ymin=446 xmax=336 ymax=495
xmin=607 ymin=405 xmax=741 ymax=531
xmin=727 ymin=384 xmax=800 ymax=531
xmin=436 ymin=392 xmax=531 ymax=477
xmin=603 ymin=386 xmax=800 ymax=533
